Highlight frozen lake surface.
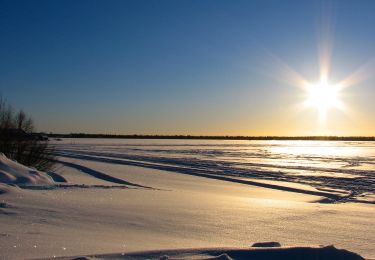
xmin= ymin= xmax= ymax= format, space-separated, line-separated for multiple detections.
xmin=53 ymin=139 xmax=375 ymax=203
xmin=2 ymin=139 xmax=375 ymax=259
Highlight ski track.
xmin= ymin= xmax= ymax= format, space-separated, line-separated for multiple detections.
xmin=52 ymin=141 xmax=375 ymax=203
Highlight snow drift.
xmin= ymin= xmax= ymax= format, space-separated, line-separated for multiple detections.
xmin=0 ymin=153 xmax=54 ymax=185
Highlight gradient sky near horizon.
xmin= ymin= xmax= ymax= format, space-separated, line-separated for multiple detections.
xmin=1 ymin=0 xmax=375 ymax=136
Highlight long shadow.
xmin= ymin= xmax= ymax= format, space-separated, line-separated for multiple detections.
xmin=55 ymin=152 xmax=344 ymax=202
xmin=55 ymin=159 xmax=152 ymax=189
xmin=54 ymin=148 xmax=375 ymax=201
xmin=52 ymin=245 xmax=364 ymax=260
xmin=19 ymin=184 xmax=135 ymax=190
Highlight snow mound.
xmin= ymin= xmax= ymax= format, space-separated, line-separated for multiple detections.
xmin=0 ymin=153 xmax=54 ymax=185
xmin=60 ymin=245 xmax=364 ymax=260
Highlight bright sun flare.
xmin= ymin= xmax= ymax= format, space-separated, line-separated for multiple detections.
xmin=304 ymin=79 xmax=343 ymax=121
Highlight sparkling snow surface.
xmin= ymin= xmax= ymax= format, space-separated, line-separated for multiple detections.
xmin=53 ymin=139 xmax=375 ymax=202
xmin=0 ymin=139 xmax=374 ymax=259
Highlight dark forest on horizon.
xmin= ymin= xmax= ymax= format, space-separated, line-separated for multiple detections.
xmin=47 ymin=133 xmax=375 ymax=141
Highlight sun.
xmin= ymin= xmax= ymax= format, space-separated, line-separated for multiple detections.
xmin=304 ymin=78 xmax=343 ymax=121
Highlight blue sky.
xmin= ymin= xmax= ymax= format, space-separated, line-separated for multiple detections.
xmin=1 ymin=0 xmax=374 ymax=135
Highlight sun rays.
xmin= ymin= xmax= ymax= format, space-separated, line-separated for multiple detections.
xmin=303 ymin=78 xmax=344 ymax=122
xmin=262 ymin=4 xmax=375 ymax=127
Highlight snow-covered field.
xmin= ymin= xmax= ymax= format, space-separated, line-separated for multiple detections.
xmin=53 ymin=139 xmax=375 ymax=203
xmin=0 ymin=139 xmax=374 ymax=259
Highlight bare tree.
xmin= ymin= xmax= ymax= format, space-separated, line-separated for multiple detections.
xmin=0 ymin=96 xmax=55 ymax=171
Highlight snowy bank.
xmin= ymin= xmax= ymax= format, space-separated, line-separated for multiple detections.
xmin=0 ymin=153 xmax=54 ymax=185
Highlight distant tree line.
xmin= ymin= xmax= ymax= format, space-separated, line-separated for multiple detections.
xmin=49 ymin=133 xmax=375 ymax=141
xmin=0 ymin=96 xmax=54 ymax=171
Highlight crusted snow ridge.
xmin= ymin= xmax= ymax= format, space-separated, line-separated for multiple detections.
xmin=0 ymin=153 xmax=54 ymax=185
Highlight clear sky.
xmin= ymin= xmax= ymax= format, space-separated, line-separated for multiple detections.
xmin=1 ymin=0 xmax=374 ymax=135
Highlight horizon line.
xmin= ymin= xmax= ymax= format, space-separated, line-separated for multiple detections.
xmin=46 ymin=133 xmax=375 ymax=141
